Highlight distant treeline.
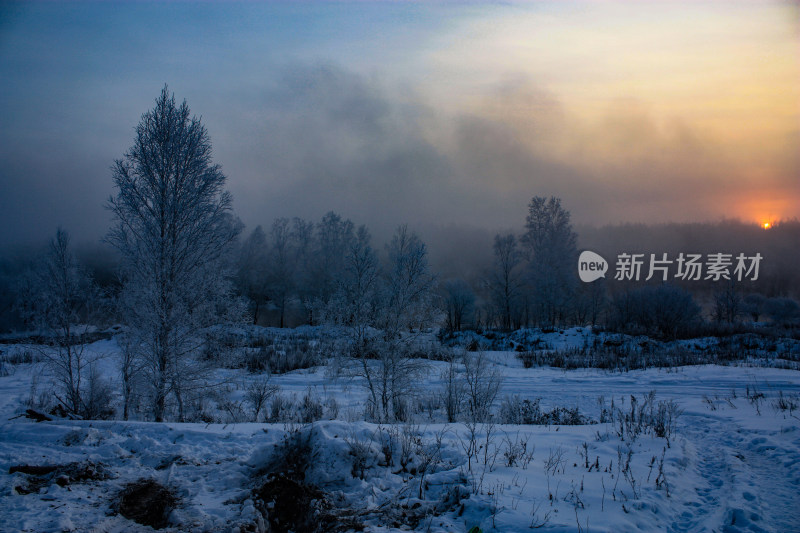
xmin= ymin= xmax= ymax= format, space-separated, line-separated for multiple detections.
xmin=1 ymin=210 xmax=798 ymax=337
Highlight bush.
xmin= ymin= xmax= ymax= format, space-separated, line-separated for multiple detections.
xmin=498 ymin=396 xmax=592 ymax=425
xmin=245 ymin=375 xmax=279 ymax=422
xmin=765 ymin=297 xmax=800 ymax=326
xmin=613 ymin=391 xmax=682 ymax=444
xmin=300 ymin=388 xmax=324 ymax=423
xmin=268 ymin=394 xmax=295 ymax=423
xmin=608 ymin=284 xmax=700 ymax=340
xmin=81 ymin=364 xmax=115 ymax=420
xmin=463 ymin=351 xmax=502 ymax=422
xmin=0 ymin=348 xmax=38 ymax=365
xmin=245 ymin=341 xmax=322 ymax=374
xmin=252 ymin=428 xmax=359 ymax=533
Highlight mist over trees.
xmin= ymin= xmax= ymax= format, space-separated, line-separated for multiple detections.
xmin=486 ymin=233 xmax=523 ymax=330
xmin=5 ymin=208 xmax=800 ymax=341
xmin=220 ymin=198 xmax=800 ymax=338
xmin=2 ymin=86 xmax=799 ymax=345
xmin=16 ymin=228 xmax=107 ymax=418
xmin=0 ymin=85 xmax=798 ymax=427
xmin=522 ymin=197 xmax=579 ymax=326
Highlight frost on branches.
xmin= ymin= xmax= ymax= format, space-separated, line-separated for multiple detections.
xmin=107 ymin=86 xmax=242 ymax=422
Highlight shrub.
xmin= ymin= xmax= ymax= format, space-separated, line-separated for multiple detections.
xmin=765 ymin=297 xmax=800 ymax=326
xmin=245 ymin=375 xmax=280 ymax=422
xmin=300 ymin=388 xmax=324 ymax=423
xmin=498 ymin=396 xmax=592 ymax=425
xmin=608 ymin=284 xmax=700 ymax=340
xmin=81 ymin=364 xmax=115 ymax=420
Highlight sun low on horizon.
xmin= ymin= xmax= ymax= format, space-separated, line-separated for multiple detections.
xmin=0 ymin=0 xmax=797 ymax=246
xmin=419 ymin=1 xmax=800 ymax=225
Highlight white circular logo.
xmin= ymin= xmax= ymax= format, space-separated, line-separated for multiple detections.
xmin=578 ymin=251 xmax=608 ymax=282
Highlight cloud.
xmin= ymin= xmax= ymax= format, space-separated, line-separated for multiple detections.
xmin=0 ymin=60 xmax=797 ymax=251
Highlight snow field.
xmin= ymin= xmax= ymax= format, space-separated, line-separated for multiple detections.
xmin=1 ymin=333 xmax=799 ymax=532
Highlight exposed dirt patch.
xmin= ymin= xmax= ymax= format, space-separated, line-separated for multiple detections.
xmin=114 ymin=478 xmax=179 ymax=530
xmin=10 ymin=461 xmax=110 ymax=494
xmin=256 ymin=474 xmax=327 ymax=532
xmin=252 ymin=430 xmax=363 ymax=532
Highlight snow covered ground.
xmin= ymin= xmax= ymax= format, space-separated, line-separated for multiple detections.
xmin=1 ymin=331 xmax=799 ymax=532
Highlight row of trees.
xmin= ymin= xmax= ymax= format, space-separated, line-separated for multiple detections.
xmin=236 ymin=195 xmax=592 ymax=332
xmin=15 ymin=87 xmax=799 ymax=422
xmin=18 ymin=87 xmax=442 ymax=422
xmin=439 ymin=196 xmax=606 ymax=332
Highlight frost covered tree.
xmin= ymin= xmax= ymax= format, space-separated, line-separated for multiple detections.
xmin=321 ymin=224 xmax=397 ymax=420
xmin=742 ymin=293 xmax=766 ymax=322
xmin=107 ymin=86 xmax=242 ymax=422
xmin=309 ymin=212 xmax=354 ymax=323
xmin=267 ymin=218 xmax=296 ymax=328
xmin=323 ymin=225 xmax=385 ymax=415
xmin=573 ymin=277 xmax=606 ymax=325
xmin=713 ymin=280 xmax=742 ymax=325
xmin=20 ymin=228 xmax=104 ymax=417
xmin=290 ymin=217 xmax=315 ymax=322
xmin=320 ymin=224 xmax=436 ymax=421
xmin=764 ymin=297 xmax=800 ymax=326
xmin=610 ymin=284 xmax=700 ymax=339
xmin=487 ymin=233 xmax=524 ymax=330
xmin=442 ymin=278 xmax=475 ymax=333
xmin=381 ymin=225 xmax=437 ymax=339
xmin=334 ymin=225 xmax=380 ymax=349
xmin=237 ymin=226 xmax=270 ymax=325
xmin=521 ymin=196 xmax=578 ymax=326
xmin=375 ymin=225 xmax=437 ymax=421
xmin=463 ymin=350 xmax=503 ymax=423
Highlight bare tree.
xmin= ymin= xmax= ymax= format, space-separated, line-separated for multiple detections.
xmin=245 ymin=374 xmax=280 ymax=422
xmin=463 ymin=350 xmax=503 ymax=423
xmin=268 ymin=218 xmax=296 ymax=328
xmin=237 ymin=226 xmax=270 ymax=325
xmin=440 ymin=349 xmax=465 ymax=423
xmin=340 ymin=225 xmax=380 ymax=348
xmin=376 ymin=225 xmax=437 ymax=421
xmin=290 ymin=217 xmax=315 ymax=323
xmin=381 ymin=225 xmax=437 ymax=338
xmin=610 ymin=285 xmax=700 ymax=339
xmin=21 ymin=228 xmax=103 ymax=417
xmin=322 ymin=225 xmax=384 ymax=417
xmin=315 ymin=212 xmax=355 ymax=302
xmin=325 ymin=224 xmax=436 ymax=422
xmin=118 ymin=328 xmax=146 ymax=420
xmin=742 ymin=292 xmax=765 ymax=322
xmin=713 ymin=280 xmax=742 ymax=325
xmin=442 ymin=278 xmax=475 ymax=333
xmin=573 ymin=278 xmax=607 ymax=326
xmin=107 ymin=86 xmax=242 ymax=422
xmin=487 ymin=233 xmax=524 ymax=330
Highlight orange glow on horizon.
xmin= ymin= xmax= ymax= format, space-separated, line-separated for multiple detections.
xmin=763 ymin=222 xmax=771 ymax=229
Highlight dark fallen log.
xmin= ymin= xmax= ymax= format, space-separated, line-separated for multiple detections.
xmin=9 ymin=409 xmax=54 ymax=422
xmin=9 ymin=465 xmax=59 ymax=476
xmin=25 ymin=409 xmax=52 ymax=422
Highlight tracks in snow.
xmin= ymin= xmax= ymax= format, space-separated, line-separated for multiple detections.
xmin=669 ymin=412 xmax=800 ymax=533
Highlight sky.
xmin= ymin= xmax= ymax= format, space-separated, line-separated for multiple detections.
xmin=0 ymin=1 xmax=798 ymax=248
